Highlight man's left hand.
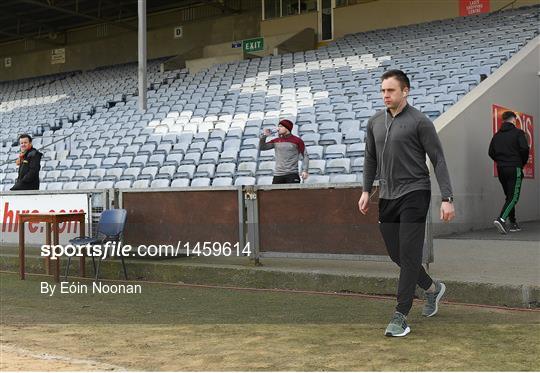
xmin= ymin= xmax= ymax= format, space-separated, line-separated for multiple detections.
xmin=301 ymin=171 xmax=309 ymax=180
xmin=440 ymin=202 xmax=455 ymax=222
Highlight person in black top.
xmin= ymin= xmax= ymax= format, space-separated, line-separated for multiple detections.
xmin=489 ymin=111 xmax=530 ymax=234
xmin=10 ymin=134 xmax=43 ymax=191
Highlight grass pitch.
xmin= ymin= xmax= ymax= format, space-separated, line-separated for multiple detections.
xmin=1 ymin=272 xmax=539 ymax=371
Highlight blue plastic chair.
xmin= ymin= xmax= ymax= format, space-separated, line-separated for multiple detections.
xmin=66 ymin=209 xmax=128 ymax=280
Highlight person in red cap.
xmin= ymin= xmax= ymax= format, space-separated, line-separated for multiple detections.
xmin=260 ymin=119 xmax=309 ymax=184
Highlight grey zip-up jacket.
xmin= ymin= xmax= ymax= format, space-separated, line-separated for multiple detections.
xmin=363 ymin=104 xmax=453 ymax=200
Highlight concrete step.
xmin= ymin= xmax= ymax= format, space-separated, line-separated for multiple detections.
xmin=1 ymin=253 xmax=537 ymax=309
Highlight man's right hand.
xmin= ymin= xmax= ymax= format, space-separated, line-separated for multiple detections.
xmin=358 ymin=191 xmax=370 ymax=215
xmin=15 ymin=153 xmax=23 ymax=166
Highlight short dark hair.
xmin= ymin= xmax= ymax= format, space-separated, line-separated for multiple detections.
xmin=381 ymin=69 xmax=410 ymax=90
xmin=18 ymin=134 xmax=32 ymax=143
xmin=502 ymin=111 xmax=517 ymax=122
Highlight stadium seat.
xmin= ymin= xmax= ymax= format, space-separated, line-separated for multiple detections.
xmin=256 ymin=161 xmax=275 ymax=176
xmin=171 ymin=178 xmax=190 ymax=187
xmin=44 ymin=170 xmax=61 ymax=182
xmin=191 ymin=177 xmax=211 ymax=187
xmin=194 ymin=164 xmax=215 ymax=178
xmin=308 ymin=159 xmax=326 ymax=175
xmin=151 ymin=179 xmax=170 ymax=188
xmin=96 ymin=181 xmax=115 ymax=189
xmin=147 ymin=154 xmax=166 ymax=168
xmin=181 ymin=153 xmax=201 ymax=165
xmin=319 ymin=133 xmax=343 ymax=146
xmin=212 ymin=177 xmax=233 ymax=186
xmin=234 ymin=176 xmax=256 ymax=186
xmin=62 ymin=181 xmax=79 ymax=190
xmin=239 ymin=149 xmax=259 ymax=162
xmin=132 ymin=179 xmax=150 ymax=188
xmin=256 ymin=176 xmax=274 ymax=185
xmin=351 ymin=157 xmax=365 ymax=173
xmin=307 ymin=145 xmax=324 ymax=160
xmin=215 ymin=163 xmax=236 ymax=178
xmin=326 ymin=158 xmax=351 ymax=174
xmin=79 ymin=181 xmax=97 ymax=189
xmin=319 ymin=122 xmax=339 ymax=135
xmin=302 ymin=133 xmax=320 ymax=146
xmin=324 ymin=144 xmax=347 ymax=159
xmin=114 ymin=180 xmax=133 ymax=189
xmin=175 ymin=165 xmax=196 ymax=179
xmin=346 ymin=143 xmax=366 ymax=158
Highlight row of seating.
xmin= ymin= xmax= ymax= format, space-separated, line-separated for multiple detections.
xmin=2 ymin=156 xmax=363 ymax=185
xmin=0 ymin=172 xmax=362 ymax=192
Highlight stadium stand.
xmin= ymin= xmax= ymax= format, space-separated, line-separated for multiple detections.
xmin=1 ymin=5 xmax=538 ymax=190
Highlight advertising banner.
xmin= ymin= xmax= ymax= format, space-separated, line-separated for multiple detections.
xmin=460 ymin=0 xmax=490 ymax=16
xmin=0 ymin=193 xmax=89 ymax=245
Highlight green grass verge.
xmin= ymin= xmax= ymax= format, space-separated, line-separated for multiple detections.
xmin=1 ymin=272 xmax=539 ymax=371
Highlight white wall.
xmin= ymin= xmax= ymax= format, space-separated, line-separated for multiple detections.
xmin=431 ymin=37 xmax=540 ymax=235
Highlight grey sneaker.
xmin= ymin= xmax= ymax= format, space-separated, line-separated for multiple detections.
xmin=494 ymin=217 xmax=508 ymax=234
xmin=422 ymin=281 xmax=446 ymax=317
xmin=508 ymin=222 xmax=521 ymax=232
xmin=384 ymin=312 xmax=410 ymax=337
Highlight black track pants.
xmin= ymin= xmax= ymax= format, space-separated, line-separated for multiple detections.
xmin=379 ymin=190 xmax=433 ymax=315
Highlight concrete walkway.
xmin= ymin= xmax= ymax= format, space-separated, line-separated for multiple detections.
xmin=432 ymin=220 xmax=539 ymax=287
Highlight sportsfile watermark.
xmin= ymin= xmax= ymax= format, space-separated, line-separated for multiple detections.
xmin=40 ymin=241 xmax=252 ymax=260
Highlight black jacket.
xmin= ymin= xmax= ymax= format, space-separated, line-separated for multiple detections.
xmin=11 ymin=147 xmax=43 ymax=190
xmin=488 ymin=122 xmax=529 ymax=168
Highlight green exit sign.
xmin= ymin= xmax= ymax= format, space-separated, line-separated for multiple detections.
xmin=243 ymin=37 xmax=264 ymax=53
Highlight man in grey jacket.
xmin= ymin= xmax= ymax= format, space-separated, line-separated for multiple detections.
xmin=358 ymin=70 xmax=455 ymax=337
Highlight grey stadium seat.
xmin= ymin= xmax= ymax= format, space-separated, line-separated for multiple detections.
xmin=234 ymin=176 xmax=256 ymax=186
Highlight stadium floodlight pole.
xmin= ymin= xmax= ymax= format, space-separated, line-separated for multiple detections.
xmin=138 ymin=0 xmax=147 ymax=112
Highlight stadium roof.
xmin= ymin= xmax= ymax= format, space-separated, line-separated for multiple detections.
xmin=0 ymin=0 xmax=239 ymax=44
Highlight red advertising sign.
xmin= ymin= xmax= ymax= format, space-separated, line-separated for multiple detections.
xmin=492 ymin=104 xmax=535 ymax=179
xmin=460 ymin=0 xmax=490 ymax=16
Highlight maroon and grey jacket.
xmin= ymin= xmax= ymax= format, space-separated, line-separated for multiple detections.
xmin=259 ymin=134 xmax=309 ymax=176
